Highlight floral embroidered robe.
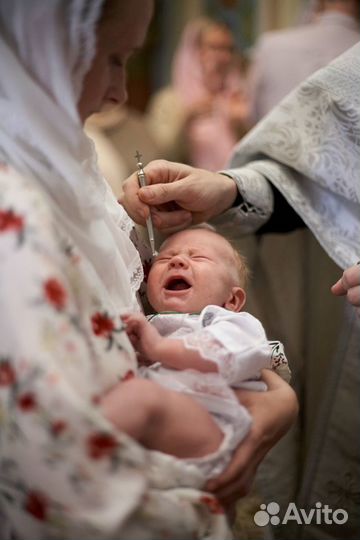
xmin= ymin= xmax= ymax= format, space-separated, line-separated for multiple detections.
xmin=0 ymin=163 xmax=231 ymax=540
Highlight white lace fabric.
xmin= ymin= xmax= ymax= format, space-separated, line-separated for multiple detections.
xmin=217 ymin=43 xmax=360 ymax=269
xmin=213 ymin=168 xmax=274 ymax=236
xmin=141 ymin=307 xmax=287 ymax=478
xmin=184 ymin=330 xmax=290 ymax=384
xmin=0 ymin=0 xmax=143 ymax=311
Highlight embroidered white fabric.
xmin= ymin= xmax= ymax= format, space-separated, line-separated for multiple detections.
xmin=141 ymin=307 xmax=288 ymax=477
xmin=0 ymin=0 xmax=143 ymax=311
xmin=183 ymin=329 xmax=242 ymax=383
xmin=214 ymin=169 xmax=274 ymax=236
xmin=216 ymin=44 xmax=360 ymax=270
xmin=184 ymin=331 xmax=290 ymax=385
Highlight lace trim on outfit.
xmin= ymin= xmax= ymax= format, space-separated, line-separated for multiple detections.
xmin=183 ymin=331 xmax=291 ymax=383
xmin=184 ymin=329 xmax=233 ymax=369
xmin=269 ymin=340 xmax=287 ymax=367
xmin=269 ymin=340 xmax=291 ymax=383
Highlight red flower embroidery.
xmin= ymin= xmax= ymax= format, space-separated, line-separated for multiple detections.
xmin=87 ymin=432 xmax=118 ymax=460
xmin=0 ymin=360 xmax=16 ymax=386
xmin=200 ymin=495 xmax=224 ymax=514
xmin=18 ymin=392 xmax=37 ymax=411
xmin=122 ymin=370 xmax=135 ymax=381
xmin=0 ymin=209 xmax=24 ymax=233
xmin=24 ymin=490 xmax=48 ymax=521
xmin=44 ymin=278 xmax=67 ymax=310
xmin=51 ymin=420 xmax=67 ymax=437
xmin=91 ymin=312 xmax=115 ymax=337
xmin=91 ymin=312 xmax=125 ymax=351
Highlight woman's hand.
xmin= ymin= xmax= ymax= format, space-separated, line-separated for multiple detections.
xmin=119 ymin=160 xmax=238 ymax=234
xmin=331 ymin=263 xmax=360 ymax=307
xmin=206 ymin=370 xmax=298 ymax=507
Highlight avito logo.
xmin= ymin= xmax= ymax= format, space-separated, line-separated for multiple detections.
xmin=254 ymin=501 xmax=348 ymax=526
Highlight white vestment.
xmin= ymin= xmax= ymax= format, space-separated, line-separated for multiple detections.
xmin=213 ymin=43 xmax=360 ymax=539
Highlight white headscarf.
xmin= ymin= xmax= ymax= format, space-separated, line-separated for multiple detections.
xmin=0 ymin=0 xmax=143 ymax=311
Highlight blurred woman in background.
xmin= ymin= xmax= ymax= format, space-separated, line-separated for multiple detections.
xmin=147 ymin=17 xmax=250 ymax=170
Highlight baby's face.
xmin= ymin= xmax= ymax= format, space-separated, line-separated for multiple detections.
xmin=147 ymin=229 xmax=241 ymax=313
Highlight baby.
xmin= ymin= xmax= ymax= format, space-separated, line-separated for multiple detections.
xmin=102 ymin=228 xmax=288 ymax=479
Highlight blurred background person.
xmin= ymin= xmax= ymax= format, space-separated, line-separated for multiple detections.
xmin=248 ymin=0 xmax=359 ymax=122
xmin=146 ymin=17 xmax=250 ymax=170
xmin=85 ymin=104 xmax=159 ymax=199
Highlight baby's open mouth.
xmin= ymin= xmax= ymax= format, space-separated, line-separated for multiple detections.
xmin=164 ymin=277 xmax=191 ymax=291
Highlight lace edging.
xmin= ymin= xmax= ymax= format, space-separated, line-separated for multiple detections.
xmin=211 ymin=167 xmax=274 ymax=235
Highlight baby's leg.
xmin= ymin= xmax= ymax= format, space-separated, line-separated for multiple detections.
xmin=103 ymin=378 xmax=223 ymax=459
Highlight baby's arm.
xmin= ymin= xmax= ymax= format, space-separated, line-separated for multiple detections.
xmin=122 ymin=313 xmax=218 ymax=373
xmin=182 ymin=311 xmax=273 ymax=386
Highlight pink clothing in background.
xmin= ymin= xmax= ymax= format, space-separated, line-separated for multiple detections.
xmin=172 ymin=18 xmax=246 ymax=171
xmin=249 ymin=12 xmax=360 ymax=123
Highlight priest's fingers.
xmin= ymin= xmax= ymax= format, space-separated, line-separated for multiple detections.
xmin=331 ymin=264 xmax=360 ymax=307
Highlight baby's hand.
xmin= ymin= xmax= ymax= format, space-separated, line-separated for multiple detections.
xmin=122 ymin=313 xmax=163 ymax=363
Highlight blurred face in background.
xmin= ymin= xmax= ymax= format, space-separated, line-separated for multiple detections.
xmin=78 ymin=0 xmax=153 ymax=122
xmin=198 ymin=24 xmax=235 ymax=87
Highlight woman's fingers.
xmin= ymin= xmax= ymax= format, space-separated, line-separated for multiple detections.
xmin=216 ymin=464 xmax=258 ymax=505
xmin=260 ymin=367 xmax=290 ymax=391
xmin=259 ymin=369 xmax=299 ymax=434
xmin=205 ymin=370 xmax=298 ymax=504
xmin=206 ymin=429 xmax=260 ymax=492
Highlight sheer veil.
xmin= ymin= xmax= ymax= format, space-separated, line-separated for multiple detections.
xmin=0 ymin=0 xmax=143 ymax=311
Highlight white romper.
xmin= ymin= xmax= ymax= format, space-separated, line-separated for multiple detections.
xmin=141 ymin=305 xmax=288 ymax=479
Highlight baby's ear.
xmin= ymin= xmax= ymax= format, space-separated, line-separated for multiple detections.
xmin=224 ymin=287 xmax=246 ymax=312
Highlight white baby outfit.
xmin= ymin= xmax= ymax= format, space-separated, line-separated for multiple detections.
xmin=141 ymin=305 xmax=288 ymax=480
